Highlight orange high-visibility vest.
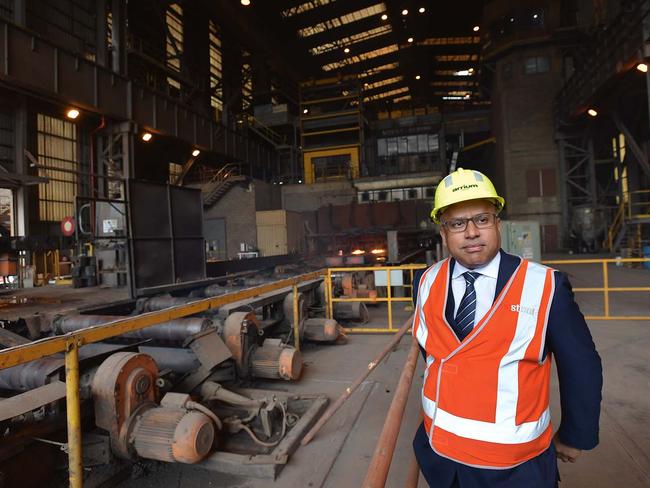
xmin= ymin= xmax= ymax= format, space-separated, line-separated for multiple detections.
xmin=412 ymin=257 xmax=556 ymax=469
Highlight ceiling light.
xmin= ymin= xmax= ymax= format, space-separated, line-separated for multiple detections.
xmin=419 ymin=7 xmax=426 ymax=13
xmin=381 ymin=13 xmax=388 ymax=20
xmin=192 ymin=149 xmax=200 ymax=157
xmin=637 ymin=63 xmax=648 ymax=73
xmin=473 ymin=25 xmax=480 ymax=32
xmin=402 ymin=9 xmax=408 ymax=15
xmin=415 ymin=75 xmax=421 ymax=80
xmin=66 ymin=109 xmax=80 ymax=119
xmin=344 ymin=47 xmax=350 ymax=53
xmin=407 ymin=37 xmax=414 ymax=43
xmin=587 ymin=108 xmax=598 ymax=117
xmin=241 ymin=0 xmax=250 ymax=5
xmin=142 ymin=132 xmax=153 ymax=142
xmin=303 ymin=108 xmax=309 ymax=114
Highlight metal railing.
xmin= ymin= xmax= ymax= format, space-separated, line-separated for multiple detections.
xmin=628 ymin=189 xmax=650 ymax=219
xmin=542 ymin=258 xmax=650 ymax=320
xmin=0 ymin=270 xmax=325 ymax=488
xmin=325 ymin=265 xmax=427 ymax=333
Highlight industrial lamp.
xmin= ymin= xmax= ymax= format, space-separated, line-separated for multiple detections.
xmin=587 ymin=108 xmax=598 ymax=117
xmin=66 ymin=108 xmax=80 ymax=119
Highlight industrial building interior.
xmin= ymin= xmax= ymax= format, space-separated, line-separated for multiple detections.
xmin=0 ymin=0 xmax=649 ymax=487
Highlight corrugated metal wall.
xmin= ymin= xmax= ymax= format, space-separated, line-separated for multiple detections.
xmin=27 ymin=0 xmax=97 ymax=60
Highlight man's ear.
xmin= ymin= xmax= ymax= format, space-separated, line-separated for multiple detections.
xmin=440 ymin=228 xmax=448 ymax=249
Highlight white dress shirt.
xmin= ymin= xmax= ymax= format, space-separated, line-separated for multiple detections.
xmin=451 ymin=252 xmax=501 ymax=327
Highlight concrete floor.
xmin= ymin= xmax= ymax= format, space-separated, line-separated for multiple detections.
xmin=110 ymin=259 xmax=650 ymax=487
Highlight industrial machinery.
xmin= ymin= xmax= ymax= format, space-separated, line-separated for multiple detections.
xmin=0 ymin=273 xmax=342 ymax=485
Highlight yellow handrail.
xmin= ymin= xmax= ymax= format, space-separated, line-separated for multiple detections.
xmin=326 ymin=264 xmax=427 ymax=333
xmin=0 ymin=269 xmax=326 ymax=488
xmin=542 ymin=258 xmax=650 ymax=320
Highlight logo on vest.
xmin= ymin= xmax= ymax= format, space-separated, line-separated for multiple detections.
xmin=510 ymin=304 xmax=537 ymax=316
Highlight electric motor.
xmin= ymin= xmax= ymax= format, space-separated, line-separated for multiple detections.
xmin=132 ymin=407 xmax=215 ymax=464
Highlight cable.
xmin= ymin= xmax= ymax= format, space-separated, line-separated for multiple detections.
xmin=186 ymin=401 xmax=223 ymax=430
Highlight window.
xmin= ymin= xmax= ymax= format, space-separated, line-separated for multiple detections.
xmin=526 ymin=168 xmax=556 ymax=197
xmin=169 ymin=162 xmax=183 ymax=184
xmin=242 ymin=51 xmax=252 ymax=111
xmin=209 ymin=20 xmax=223 ymax=113
xmin=37 ymin=114 xmax=82 ymax=222
xmin=166 ymin=3 xmax=183 ymax=90
xmin=524 ymin=56 xmax=549 ymax=74
xmin=377 ymin=134 xmax=438 ymax=155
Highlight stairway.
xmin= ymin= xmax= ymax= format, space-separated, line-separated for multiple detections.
xmin=202 ymin=175 xmax=247 ymax=207
xmin=246 ymin=116 xmax=285 ymax=148
xmin=606 ymin=190 xmax=650 ymax=256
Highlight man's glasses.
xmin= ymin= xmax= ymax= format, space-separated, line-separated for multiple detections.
xmin=440 ymin=213 xmax=498 ymax=233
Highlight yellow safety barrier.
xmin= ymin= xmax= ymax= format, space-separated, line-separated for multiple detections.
xmin=325 ymin=265 xmax=427 ymax=333
xmin=542 ymin=258 xmax=650 ymax=320
xmin=0 ymin=269 xmax=325 ymax=488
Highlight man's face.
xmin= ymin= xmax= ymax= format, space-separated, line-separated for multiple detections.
xmin=439 ymin=199 xmax=501 ymax=269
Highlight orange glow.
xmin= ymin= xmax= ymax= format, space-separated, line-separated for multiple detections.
xmin=351 ymin=249 xmax=366 ymax=255
xmin=371 ymin=248 xmax=386 ymax=254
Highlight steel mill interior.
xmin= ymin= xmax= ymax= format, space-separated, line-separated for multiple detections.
xmin=0 ymin=1 xmax=649 ymax=487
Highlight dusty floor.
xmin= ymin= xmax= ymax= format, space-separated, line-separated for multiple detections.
xmin=110 ymin=258 xmax=650 ymax=488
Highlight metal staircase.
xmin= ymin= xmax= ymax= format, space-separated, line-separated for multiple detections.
xmin=201 ymin=164 xmax=246 ymax=207
xmin=245 ymin=115 xmax=286 ymax=148
xmin=606 ymin=190 xmax=650 ymax=255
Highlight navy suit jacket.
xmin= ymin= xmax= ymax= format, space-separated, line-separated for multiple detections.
xmin=412 ymin=250 xmax=603 ymax=487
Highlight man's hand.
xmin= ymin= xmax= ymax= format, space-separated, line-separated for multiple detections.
xmin=553 ymin=433 xmax=582 ymax=463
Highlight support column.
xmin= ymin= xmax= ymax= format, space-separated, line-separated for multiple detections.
xmin=13 ymin=101 xmax=28 ymax=237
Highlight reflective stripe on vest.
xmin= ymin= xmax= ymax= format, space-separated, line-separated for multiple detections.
xmin=414 ymin=258 xmax=556 ymax=469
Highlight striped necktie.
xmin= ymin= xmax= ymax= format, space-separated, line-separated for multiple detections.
xmin=454 ymin=271 xmax=481 ymax=340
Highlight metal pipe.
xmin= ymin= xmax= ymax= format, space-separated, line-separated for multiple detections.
xmin=65 ymin=341 xmax=83 ymax=488
xmin=56 ymin=315 xmax=213 ymax=343
xmin=292 ymin=285 xmax=300 ymax=351
xmin=301 ymin=313 xmax=414 ymax=446
xmin=0 ymin=356 xmax=64 ymax=391
xmin=326 ymin=269 xmax=333 ymax=319
xmin=362 ymin=337 xmax=420 ymax=487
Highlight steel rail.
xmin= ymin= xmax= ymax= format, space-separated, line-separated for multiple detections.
xmin=0 ymin=270 xmax=325 ymax=370
xmin=362 ymin=336 xmax=420 ymax=487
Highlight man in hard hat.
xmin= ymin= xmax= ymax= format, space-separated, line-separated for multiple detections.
xmin=412 ymin=168 xmax=602 ymax=487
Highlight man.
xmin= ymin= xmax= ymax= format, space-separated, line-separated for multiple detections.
xmin=412 ymin=168 xmax=602 ymax=487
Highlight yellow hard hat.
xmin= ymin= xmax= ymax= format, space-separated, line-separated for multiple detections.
xmin=431 ymin=168 xmax=505 ymax=223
